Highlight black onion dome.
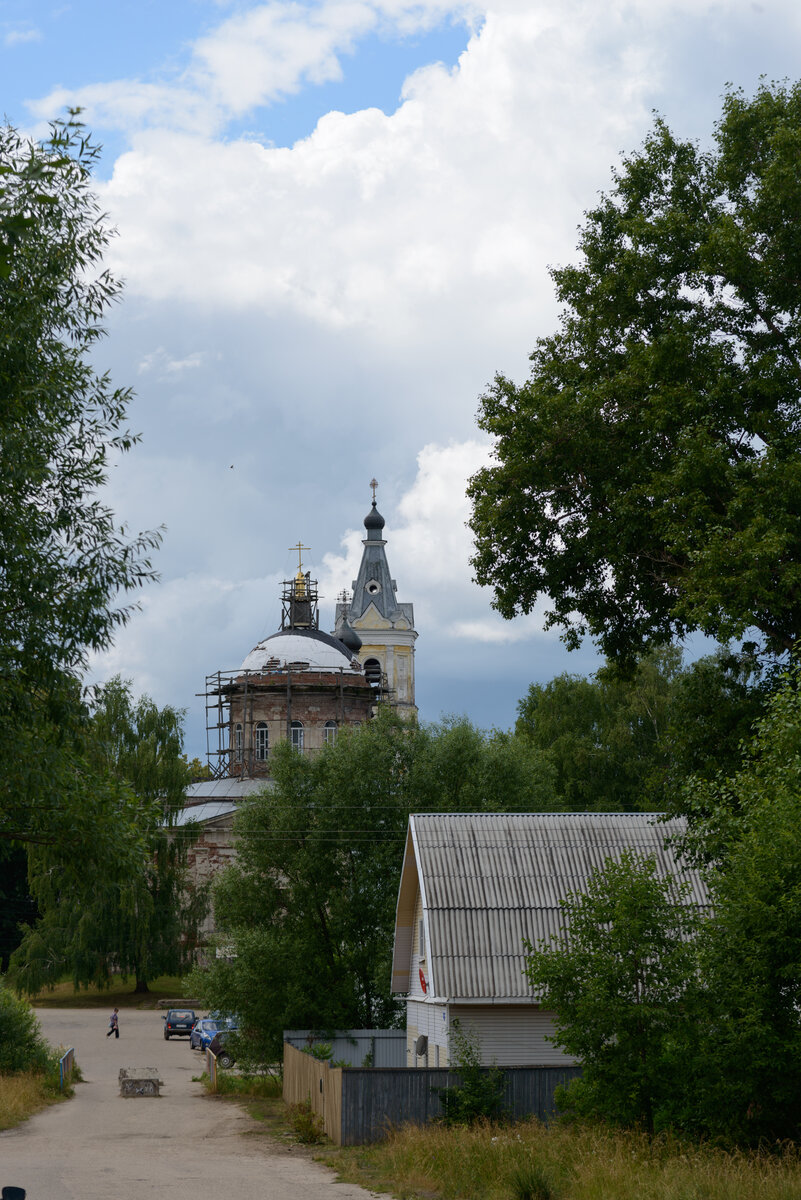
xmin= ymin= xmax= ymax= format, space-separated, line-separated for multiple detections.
xmin=364 ymin=500 xmax=385 ymax=533
xmin=337 ymin=616 xmax=362 ymax=654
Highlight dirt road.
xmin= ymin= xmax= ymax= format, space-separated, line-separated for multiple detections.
xmin=0 ymin=1008 xmax=391 ymax=1200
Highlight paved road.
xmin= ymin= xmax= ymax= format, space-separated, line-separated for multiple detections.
xmin=0 ymin=1008 xmax=391 ymax=1200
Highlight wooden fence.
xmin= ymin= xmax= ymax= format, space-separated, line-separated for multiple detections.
xmin=283 ymin=1042 xmax=581 ymax=1145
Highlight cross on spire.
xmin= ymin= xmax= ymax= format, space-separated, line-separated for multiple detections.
xmin=370 ymin=477 xmax=378 ymax=503
xmin=289 ymin=541 xmax=311 ymax=572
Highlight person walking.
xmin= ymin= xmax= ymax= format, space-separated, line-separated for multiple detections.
xmin=106 ymin=1007 xmax=120 ymax=1038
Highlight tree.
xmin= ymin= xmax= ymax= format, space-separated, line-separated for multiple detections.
xmin=515 ymin=646 xmax=767 ymax=812
xmin=0 ymin=114 xmax=160 ymax=859
xmin=190 ymin=710 xmax=556 ymax=1063
xmin=11 ymin=680 xmax=207 ymax=994
xmin=682 ymin=666 xmax=801 ymax=1142
xmin=524 ymin=852 xmax=701 ymax=1134
xmin=469 ymin=81 xmax=801 ymax=668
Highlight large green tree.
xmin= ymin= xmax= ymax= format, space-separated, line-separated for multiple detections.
xmin=682 ymin=667 xmax=801 ymax=1143
xmin=0 ymin=115 xmax=159 ymax=859
xmin=516 ymin=646 xmax=767 ymax=812
xmin=469 ymin=82 xmax=801 ymax=667
xmin=191 ymin=710 xmax=555 ymax=1063
xmin=524 ymin=852 xmax=701 ymax=1135
xmin=11 ymin=680 xmax=207 ymax=994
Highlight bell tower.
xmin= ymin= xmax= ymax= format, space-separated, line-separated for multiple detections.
xmin=335 ymin=481 xmax=417 ymax=718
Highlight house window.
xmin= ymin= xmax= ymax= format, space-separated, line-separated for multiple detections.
xmin=364 ymin=657 xmax=382 ymax=687
xmin=255 ymin=722 xmax=269 ymax=761
xmin=418 ymin=919 xmax=426 ymax=960
xmin=323 ymin=720 xmax=337 ymax=745
xmin=290 ymin=720 xmax=304 ymax=751
xmin=234 ymin=723 xmax=243 ymax=764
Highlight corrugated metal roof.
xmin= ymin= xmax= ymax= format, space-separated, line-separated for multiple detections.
xmin=185 ymin=778 xmax=274 ymax=800
xmin=404 ymin=812 xmax=707 ymax=1001
xmin=172 ymin=801 xmax=238 ymax=827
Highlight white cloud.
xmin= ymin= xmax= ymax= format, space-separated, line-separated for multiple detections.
xmin=4 ymin=28 xmax=42 ymax=47
xmin=138 ymin=347 xmax=208 ymax=376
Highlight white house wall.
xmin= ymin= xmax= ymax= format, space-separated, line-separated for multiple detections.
xmin=449 ymin=1004 xmax=576 ymax=1067
xmin=406 ymin=999 xmax=449 ymax=1067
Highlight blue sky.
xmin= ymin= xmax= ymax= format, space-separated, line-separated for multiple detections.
xmin=3 ymin=0 xmax=800 ymax=756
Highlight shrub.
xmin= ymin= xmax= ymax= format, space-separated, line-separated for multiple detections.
xmin=0 ymin=984 xmax=53 ymax=1074
xmin=288 ymin=1099 xmax=324 ymax=1143
xmin=435 ymin=1019 xmax=506 ymax=1125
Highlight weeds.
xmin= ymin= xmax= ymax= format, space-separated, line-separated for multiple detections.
xmin=327 ymin=1120 xmax=801 ymax=1200
xmin=288 ymin=1099 xmax=325 ymax=1144
xmin=508 ymin=1162 xmax=556 ymax=1200
xmin=0 ymin=1069 xmax=69 ymax=1131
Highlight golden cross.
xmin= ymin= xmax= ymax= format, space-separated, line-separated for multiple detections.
xmin=370 ymin=478 xmax=378 ymax=502
xmin=289 ymin=542 xmax=311 ymax=572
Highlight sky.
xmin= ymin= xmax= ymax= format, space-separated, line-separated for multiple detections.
xmin=3 ymin=0 xmax=800 ymax=758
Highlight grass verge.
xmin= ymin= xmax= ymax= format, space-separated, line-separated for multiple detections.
xmin=0 ymin=1068 xmax=74 ymax=1132
xmin=327 ymin=1120 xmax=801 ymax=1200
xmin=28 ymin=975 xmax=191 ymax=1009
xmin=195 ymin=1075 xmax=801 ymax=1200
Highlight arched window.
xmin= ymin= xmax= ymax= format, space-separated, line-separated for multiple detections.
xmin=323 ymin=720 xmax=337 ymax=745
xmin=364 ymin=657 xmax=382 ymax=687
xmin=290 ymin=720 xmax=304 ymax=751
xmin=234 ymin=722 xmax=243 ymax=764
xmin=255 ymin=722 xmax=269 ymax=761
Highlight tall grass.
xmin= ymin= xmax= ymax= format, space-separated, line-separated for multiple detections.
xmin=0 ymin=1069 xmax=66 ymax=1131
xmin=329 ymin=1120 xmax=801 ymax=1200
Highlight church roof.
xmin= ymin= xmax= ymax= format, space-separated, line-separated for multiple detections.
xmin=350 ymin=500 xmax=401 ymax=621
xmin=241 ymin=627 xmax=355 ymax=672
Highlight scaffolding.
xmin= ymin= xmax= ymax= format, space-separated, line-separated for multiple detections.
xmin=199 ymin=663 xmax=393 ymax=779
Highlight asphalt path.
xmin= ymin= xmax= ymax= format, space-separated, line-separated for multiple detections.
xmin=0 ymin=1008 xmax=391 ymax=1200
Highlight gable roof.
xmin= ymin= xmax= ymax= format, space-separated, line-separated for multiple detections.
xmin=392 ymin=812 xmax=707 ymax=1002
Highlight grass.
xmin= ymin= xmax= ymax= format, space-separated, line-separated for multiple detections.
xmin=0 ymin=1068 xmax=73 ymax=1132
xmin=324 ymin=1120 xmax=801 ymax=1200
xmin=193 ymin=1075 xmax=801 ymax=1200
xmin=28 ymin=974 xmax=193 ymax=1009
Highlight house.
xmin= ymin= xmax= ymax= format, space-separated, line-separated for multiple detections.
xmin=392 ymin=811 xmax=707 ymax=1068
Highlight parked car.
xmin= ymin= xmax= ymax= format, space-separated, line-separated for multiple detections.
xmin=208 ymin=1030 xmax=236 ymax=1069
xmin=162 ymin=1009 xmax=197 ymax=1039
xmin=189 ymin=1018 xmax=223 ymax=1052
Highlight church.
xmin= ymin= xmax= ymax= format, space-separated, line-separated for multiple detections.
xmin=179 ymin=486 xmax=417 ymax=901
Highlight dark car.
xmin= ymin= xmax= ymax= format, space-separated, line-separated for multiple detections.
xmin=208 ymin=1029 xmax=236 ymax=1069
xmin=162 ymin=1009 xmax=197 ymax=1039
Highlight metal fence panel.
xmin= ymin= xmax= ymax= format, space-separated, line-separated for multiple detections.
xmin=339 ymin=1064 xmax=582 ymax=1145
xmin=283 ymin=1029 xmax=406 ymax=1068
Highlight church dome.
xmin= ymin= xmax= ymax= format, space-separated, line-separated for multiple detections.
xmin=364 ymin=500 xmax=385 ymax=534
xmin=336 ymin=615 xmax=362 ymax=654
xmin=242 ymin=628 xmax=355 ymax=672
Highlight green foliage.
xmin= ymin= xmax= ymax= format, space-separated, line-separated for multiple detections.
xmin=0 ymin=115 xmax=160 ymax=854
xmin=516 ymin=646 xmax=767 ymax=813
xmin=288 ymin=1099 xmax=325 ymax=1143
xmin=507 ymin=1163 xmax=557 ymax=1200
xmin=307 ymin=1042 xmax=333 ymax=1062
xmin=190 ymin=709 xmax=554 ymax=1064
xmin=469 ymin=81 xmax=801 ymax=667
xmin=683 ymin=666 xmax=801 ymax=1143
xmin=0 ymin=982 xmax=54 ymax=1074
xmin=11 ymin=679 xmax=207 ymax=995
xmin=525 ymin=853 xmax=701 ymax=1135
xmin=435 ymin=1020 xmax=506 ymax=1126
